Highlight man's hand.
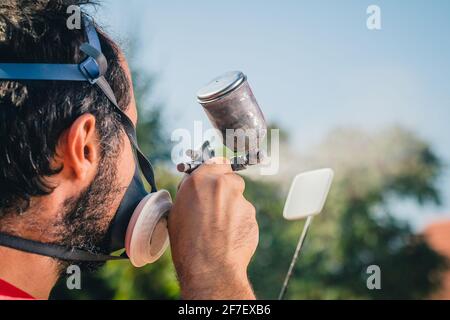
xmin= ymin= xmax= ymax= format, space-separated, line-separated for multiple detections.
xmin=168 ymin=157 xmax=259 ymax=300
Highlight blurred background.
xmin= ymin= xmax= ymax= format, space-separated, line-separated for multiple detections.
xmin=52 ymin=0 xmax=450 ymax=299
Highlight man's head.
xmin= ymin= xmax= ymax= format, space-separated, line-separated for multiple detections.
xmin=0 ymin=0 xmax=138 ymax=271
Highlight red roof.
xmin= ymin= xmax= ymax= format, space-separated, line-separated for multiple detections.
xmin=423 ymin=220 xmax=450 ymax=300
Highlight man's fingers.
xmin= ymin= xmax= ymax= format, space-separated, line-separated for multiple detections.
xmin=194 ymin=157 xmax=233 ymax=175
xmin=178 ymin=157 xmax=233 ymax=191
xmin=224 ymin=172 xmax=246 ymax=194
xmin=177 ymin=174 xmax=190 ymax=191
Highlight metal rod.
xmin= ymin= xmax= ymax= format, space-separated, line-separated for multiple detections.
xmin=278 ymin=215 xmax=314 ymax=300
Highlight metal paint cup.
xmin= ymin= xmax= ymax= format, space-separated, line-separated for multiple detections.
xmin=197 ymin=71 xmax=267 ymax=155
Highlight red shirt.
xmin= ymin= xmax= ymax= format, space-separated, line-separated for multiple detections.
xmin=0 ymin=279 xmax=35 ymax=300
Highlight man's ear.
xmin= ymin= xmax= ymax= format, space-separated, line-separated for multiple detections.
xmin=61 ymin=113 xmax=99 ymax=181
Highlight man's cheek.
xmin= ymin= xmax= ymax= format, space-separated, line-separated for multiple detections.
xmin=105 ymin=146 xmax=135 ymax=223
xmin=117 ymin=139 xmax=136 ymax=187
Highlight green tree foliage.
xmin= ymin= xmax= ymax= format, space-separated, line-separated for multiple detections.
xmin=247 ymin=127 xmax=446 ymax=299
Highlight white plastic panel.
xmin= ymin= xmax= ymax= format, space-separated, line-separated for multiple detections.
xmin=283 ymin=169 xmax=334 ymax=221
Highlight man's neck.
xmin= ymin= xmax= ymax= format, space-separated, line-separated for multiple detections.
xmin=0 ymin=246 xmax=59 ymax=299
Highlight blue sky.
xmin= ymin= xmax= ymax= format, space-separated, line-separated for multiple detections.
xmin=95 ymin=0 xmax=450 ymax=229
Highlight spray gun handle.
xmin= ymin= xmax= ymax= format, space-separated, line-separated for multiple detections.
xmin=176 ymin=159 xmax=247 ymax=174
xmin=176 ymin=148 xmax=244 ymax=174
xmin=176 ymin=141 xmax=214 ymax=174
xmin=176 ymin=155 xmax=260 ymax=174
xmin=176 ymin=141 xmax=266 ymax=174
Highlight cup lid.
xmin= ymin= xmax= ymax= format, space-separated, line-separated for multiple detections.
xmin=197 ymin=71 xmax=246 ymax=103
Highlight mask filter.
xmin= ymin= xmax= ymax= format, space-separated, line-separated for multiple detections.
xmin=109 ymin=166 xmax=172 ymax=267
xmin=125 ymin=191 xmax=172 ymax=267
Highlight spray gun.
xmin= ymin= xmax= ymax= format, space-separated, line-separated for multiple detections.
xmin=177 ymin=71 xmax=334 ymax=300
xmin=177 ymin=71 xmax=267 ymax=173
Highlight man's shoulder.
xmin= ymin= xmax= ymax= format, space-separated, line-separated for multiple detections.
xmin=0 ymin=279 xmax=36 ymax=300
xmin=0 ymin=294 xmax=35 ymax=300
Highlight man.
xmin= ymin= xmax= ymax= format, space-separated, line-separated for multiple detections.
xmin=0 ymin=0 xmax=258 ymax=300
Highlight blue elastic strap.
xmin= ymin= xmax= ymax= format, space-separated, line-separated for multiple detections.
xmin=0 ymin=18 xmax=101 ymax=83
xmin=0 ymin=64 xmax=86 ymax=81
xmin=84 ymin=18 xmax=102 ymax=51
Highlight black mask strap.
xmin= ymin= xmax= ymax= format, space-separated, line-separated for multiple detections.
xmin=0 ymin=233 xmax=125 ymax=262
xmin=81 ymin=19 xmax=157 ymax=192
xmin=96 ymin=76 xmax=157 ymax=192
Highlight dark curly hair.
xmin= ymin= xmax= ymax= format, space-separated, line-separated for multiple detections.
xmin=0 ymin=0 xmax=131 ymax=216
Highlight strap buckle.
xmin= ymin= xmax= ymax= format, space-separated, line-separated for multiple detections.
xmin=79 ymin=56 xmax=101 ymax=84
xmin=78 ymin=42 xmax=108 ymax=84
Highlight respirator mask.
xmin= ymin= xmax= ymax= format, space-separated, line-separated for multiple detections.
xmin=0 ymin=17 xmax=172 ymax=267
